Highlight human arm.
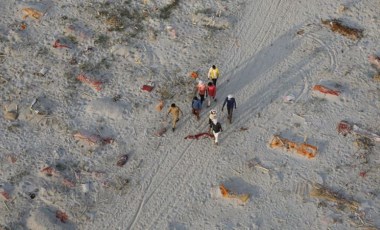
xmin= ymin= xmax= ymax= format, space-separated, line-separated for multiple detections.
xmin=222 ymin=98 xmax=227 ymax=111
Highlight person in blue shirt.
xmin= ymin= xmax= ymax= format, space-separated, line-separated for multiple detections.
xmin=191 ymin=96 xmax=202 ymax=120
xmin=222 ymin=94 xmax=237 ymax=124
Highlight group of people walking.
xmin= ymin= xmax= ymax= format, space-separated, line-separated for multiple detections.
xmin=167 ymin=65 xmax=237 ymax=145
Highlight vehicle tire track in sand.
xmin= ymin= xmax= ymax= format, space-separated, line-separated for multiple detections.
xmin=305 ymin=33 xmax=338 ymax=73
xmin=126 ymin=117 xmax=213 ymax=229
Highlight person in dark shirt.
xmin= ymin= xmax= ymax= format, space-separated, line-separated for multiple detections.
xmin=222 ymin=94 xmax=237 ymax=124
xmin=191 ymin=96 xmax=202 ymax=121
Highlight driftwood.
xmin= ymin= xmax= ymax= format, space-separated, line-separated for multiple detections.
xmin=184 ymin=132 xmax=214 ymax=140
xmin=310 ymin=183 xmax=359 ymax=212
xmin=313 ymin=85 xmax=340 ymax=96
xmin=321 ymin=19 xmax=363 ymax=40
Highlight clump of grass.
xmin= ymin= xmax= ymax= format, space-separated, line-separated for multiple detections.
xmin=160 ymin=0 xmax=179 ymax=19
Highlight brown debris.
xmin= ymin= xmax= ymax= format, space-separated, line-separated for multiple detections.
xmin=310 ymin=183 xmax=359 ymax=212
xmin=22 ymin=8 xmax=43 ymax=20
xmin=321 ymin=19 xmax=363 ymax=40
xmin=116 ymin=154 xmax=129 ymax=167
xmin=56 ymin=210 xmax=69 ymax=223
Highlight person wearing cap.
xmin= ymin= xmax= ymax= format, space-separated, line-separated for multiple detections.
xmin=167 ymin=103 xmax=183 ymax=132
xmin=222 ymin=94 xmax=237 ymax=124
xmin=191 ymin=96 xmax=202 ymax=120
xmin=206 ymin=82 xmax=216 ymax=107
xmin=208 ymin=110 xmax=217 ymax=133
xmin=208 ymin=65 xmax=220 ymax=86
xmin=210 ymin=118 xmax=223 ymax=145
xmin=196 ymin=80 xmax=207 ymax=105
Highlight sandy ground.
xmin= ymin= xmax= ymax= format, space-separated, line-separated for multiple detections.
xmin=0 ymin=0 xmax=379 ymax=229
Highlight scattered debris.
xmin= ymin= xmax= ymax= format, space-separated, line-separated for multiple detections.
xmin=368 ymin=54 xmax=380 ymax=69
xmin=310 ymin=183 xmax=359 ymax=212
xmin=321 ymin=19 xmax=363 ymax=40
xmin=55 ymin=210 xmax=69 ymax=223
xmin=6 ymin=154 xmax=17 ymax=163
xmin=337 ymin=120 xmax=380 ymax=142
xmin=0 ymin=191 xmax=11 ymax=201
xmin=337 ymin=4 xmax=348 ymax=14
xmin=77 ymin=74 xmax=103 ymax=92
xmin=3 ymin=105 xmax=18 ymax=121
xmin=154 ymin=127 xmax=167 ymax=137
xmin=73 ymin=131 xmax=114 ymax=146
xmin=62 ymin=178 xmax=76 ymax=188
xmin=337 ymin=120 xmax=352 ymax=136
xmin=218 ymin=184 xmax=250 ymax=204
xmin=296 ymin=29 xmax=304 ymax=35
xmin=283 ymin=94 xmax=295 ymax=103
xmin=247 ymin=159 xmax=270 ymax=173
xmin=373 ymin=73 xmax=380 ymax=82
xmin=155 ymin=100 xmax=164 ymax=111
xmin=52 ymin=39 xmax=70 ymax=49
xmin=22 ymin=8 xmax=43 ymax=20
xmin=190 ymin=71 xmax=199 ymax=79
xmin=184 ymin=132 xmax=214 ymax=140
xmin=40 ymin=166 xmax=60 ymax=177
xmin=312 ymin=84 xmax=340 ymax=96
xmin=269 ymin=135 xmax=318 ymax=159
xmin=141 ymin=81 xmax=155 ymax=92
xmin=116 ymin=154 xmax=129 ymax=167
xmin=166 ymin=26 xmax=177 ymax=39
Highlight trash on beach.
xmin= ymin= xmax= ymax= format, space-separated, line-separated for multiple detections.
xmin=56 ymin=210 xmax=69 ymax=223
xmin=77 ymin=74 xmax=103 ymax=92
xmin=337 ymin=120 xmax=380 ymax=142
xmin=166 ymin=26 xmax=177 ymax=39
xmin=247 ymin=159 xmax=270 ymax=173
xmin=312 ymin=84 xmax=340 ymax=96
xmin=40 ymin=166 xmax=60 ymax=177
xmin=154 ymin=127 xmax=167 ymax=137
xmin=368 ymin=54 xmax=380 ymax=69
xmin=73 ymin=131 xmax=114 ymax=146
xmin=141 ymin=81 xmax=155 ymax=92
xmin=22 ymin=8 xmax=43 ymax=20
xmin=116 ymin=154 xmax=129 ymax=167
xmin=337 ymin=120 xmax=352 ymax=136
xmin=184 ymin=132 xmax=214 ymax=140
xmin=52 ymin=39 xmax=70 ymax=49
xmin=190 ymin=71 xmax=198 ymax=79
xmin=3 ymin=105 xmax=18 ymax=121
xmin=6 ymin=154 xmax=17 ymax=163
xmin=321 ymin=19 xmax=363 ymax=40
xmin=310 ymin=183 xmax=359 ymax=212
xmin=81 ymin=182 xmax=90 ymax=193
xmin=283 ymin=94 xmax=295 ymax=103
xmin=155 ymin=100 xmax=164 ymax=111
xmin=0 ymin=190 xmax=11 ymax=201
xmin=218 ymin=184 xmax=250 ymax=204
xmin=269 ymin=135 xmax=318 ymax=159
xmin=62 ymin=178 xmax=75 ymax=188
xmin=373 ymin=73 xmax=380 ymax=82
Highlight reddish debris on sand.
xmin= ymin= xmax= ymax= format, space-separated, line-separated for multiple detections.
xmin=337 ymin=120 xmax=352 ymax=136
xmin=0 ymin=191 xmax=11 ymax=201
xmin=368 ymin=54 xmax=380 ymax=68
xmin=62 ymin=178 xmax=76 ymax=188
xmin=73 ymin=132 xmax=114 ymax=146
xmin=116 ymin=154 xmax=129 ymax=167
xmin=40 ymin=166 xmax=60 ymax=177
xmin=53 ymin=39 xmax=70 ymax=49
xmin=6 ymin=155 xmax=17 ymax=163
xmin=313 ymin=85 xmax=340 ymax=96
xmin=56 ymin=210 xmax=69 ymax=223
xmin=141 ymin=85 xmax=154 ymax=92
xmin=359 ymin=171 xmax=367 ymax=177
xmin=77 ymin=74 xmax=103 ymax=92
xmin=184 ymin=132 xmax=214 ymax=140
xmin=190 ymin=71 xmax=198 ymax=79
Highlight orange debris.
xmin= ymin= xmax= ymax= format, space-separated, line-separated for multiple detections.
xmin=269 ymin=135 xmax=318 ymax=159
xmin=312 ymin=85 xmax=340 ymax=96
xmin=77 ymin=74 xmax=102 ymax=92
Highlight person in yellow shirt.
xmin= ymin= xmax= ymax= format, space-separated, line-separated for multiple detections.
xmin=167 ymin=103 xmax=183 ymax=132
xmin=208 ymin=65 xmax=220 ymax=86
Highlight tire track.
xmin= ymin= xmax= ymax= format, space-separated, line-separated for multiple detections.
xmin=305 ymin=33 xmax=338 ymax=73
